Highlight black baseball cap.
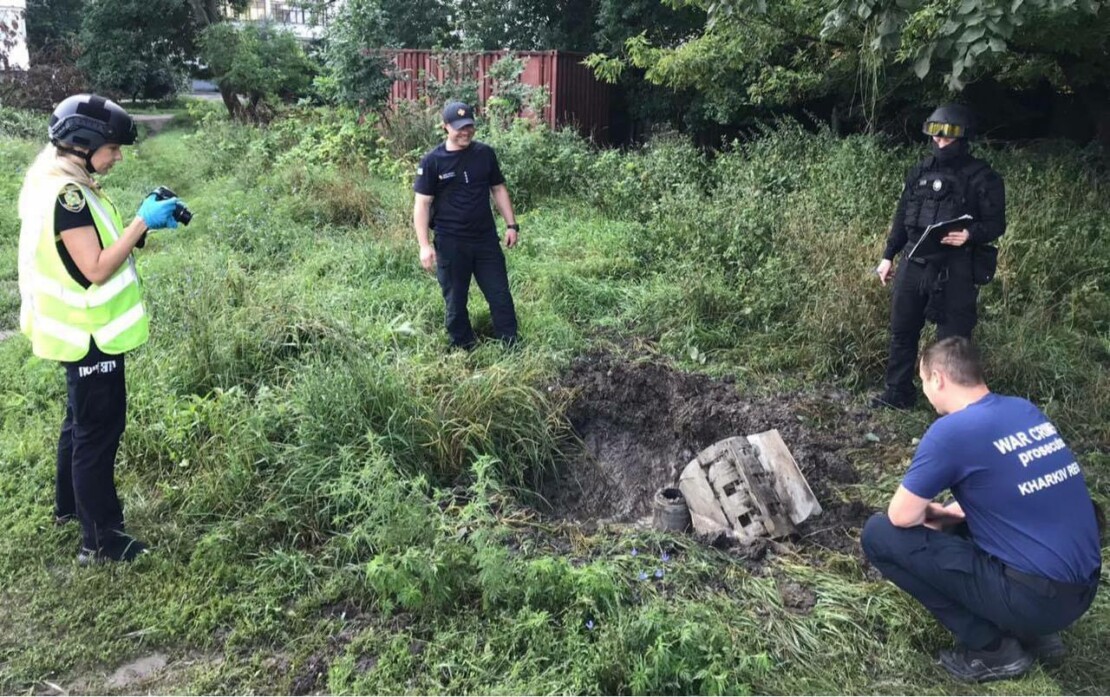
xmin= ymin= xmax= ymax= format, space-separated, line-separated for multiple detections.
xmin=443 ymin=101 xmax=475 ymax=129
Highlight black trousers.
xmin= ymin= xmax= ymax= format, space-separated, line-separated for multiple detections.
xmin=434 ymin=234 xmax=518 ymax=348
xmin=56 ymin=340 xmax=127 ymax=550
xmin=885 ymin=251 xmax=978 ymax=395
xmin=862 ymin=514 xmax=1098 ymax=649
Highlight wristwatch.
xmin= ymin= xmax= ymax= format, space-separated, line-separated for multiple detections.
xmin=507 ymin=223 xmax=520 ymax=232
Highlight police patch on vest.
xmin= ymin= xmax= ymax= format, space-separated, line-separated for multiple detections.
xmin=58 ymin=183 xmax=86 ymax=213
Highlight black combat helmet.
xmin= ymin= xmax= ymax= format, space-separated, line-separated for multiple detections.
xmin=922 ymin=103 xmax=975 ymax=139
xmin=49 ymin=94 xmax=137 ymax=151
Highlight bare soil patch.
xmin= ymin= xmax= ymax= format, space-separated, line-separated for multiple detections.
xmin=545 ymin=352 xmax=884 ymax=554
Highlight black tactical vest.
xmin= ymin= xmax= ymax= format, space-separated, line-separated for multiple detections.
xmin=903 ymin=157 xmax=989 ymax=246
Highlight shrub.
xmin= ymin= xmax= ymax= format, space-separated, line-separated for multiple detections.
xmin=378 ymin=99 xmax=441 ymax=160
xmin=77 ymin=0 xmax=190 ymax=101
xmin=200 ymin=23 xmax=316 ymax=123
xmin=0 ymin=105 xmax=42 ymax=139
xmin=0 ymin=44 xmax=89 ymax=111
xmin=319 ymin=0 xmax=396 ymax=114
xmin=485 ymin=55 xmax=549 ymax=130
xmin=481 ymin=122 xmax=593 ymax=210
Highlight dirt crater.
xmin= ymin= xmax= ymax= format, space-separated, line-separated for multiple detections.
xmin=544 ymin=352 xmax=879 ymax=554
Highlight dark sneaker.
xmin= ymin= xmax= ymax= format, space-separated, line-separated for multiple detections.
xmin=937 ymin=637 xmax=1034 ymax=682
xmin=77 ymin=533 xmax=149 ymax=566
xmin=1021 ymin=633 xmax=1066 ymax=666
xmin=870 ymin=389 xmax=915 ymax=410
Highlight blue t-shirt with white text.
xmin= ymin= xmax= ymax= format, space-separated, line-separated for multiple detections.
xmin=902 ymin=393 xmax=1101 ymax=584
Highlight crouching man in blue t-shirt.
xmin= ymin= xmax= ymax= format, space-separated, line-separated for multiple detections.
xmin=862 ymin=337 xmax=1102 ymax=683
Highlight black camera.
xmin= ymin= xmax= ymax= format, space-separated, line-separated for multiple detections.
xmin=151 ymin=186 xmax=192 ymax=226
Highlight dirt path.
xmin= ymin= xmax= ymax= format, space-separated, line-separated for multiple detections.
xmin=133 ymin=114 xmax=175 ymax=137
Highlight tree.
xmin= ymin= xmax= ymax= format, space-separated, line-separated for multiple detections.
xmin=25 ymin=0 xmax=84 ymax=52
xmin=78 ymin=0 xmax=195 ymax=101
xmin=454 ymin=0 xmax=599 ymax=51
xmin=200 ymin=22 xmax=315 ymax=122
xmin=589 ymin=1 xmax=857 ymax=128
xmin=819 ymin=0 xmax=1110 ymax=142
xmin=588 ymin=0 xmax=1110 ymax=141
xmin=185 ymin=0 xmax=249 ymax=27
xmin=317 ymin=0 xmax=396 ymax=112
xmin=381 ymin=0 xmax=456 ymax=49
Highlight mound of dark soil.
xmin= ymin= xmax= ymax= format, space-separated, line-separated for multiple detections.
xmin=544 ymin=353 xmax=884 ymax=554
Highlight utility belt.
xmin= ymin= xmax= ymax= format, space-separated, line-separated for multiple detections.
xmin=906 ymin=246 xmax=969 ymax=267
xmin=905 ymin=242 xmax=995 ymax=285
xmin=1004 ymin=564 xmax=1100 ymax=598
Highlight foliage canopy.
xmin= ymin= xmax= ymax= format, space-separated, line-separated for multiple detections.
xmin=200 ymin=22 xmax=315 ymax=122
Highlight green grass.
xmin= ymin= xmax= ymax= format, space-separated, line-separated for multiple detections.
xmin=0 ymin=112 xmax=1107 ymax=694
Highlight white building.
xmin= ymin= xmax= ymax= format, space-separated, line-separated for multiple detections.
xmin=229 ymin=0 xmax=344 ymax=41
xmin=0 ymin=0 xmax=30 ymax=70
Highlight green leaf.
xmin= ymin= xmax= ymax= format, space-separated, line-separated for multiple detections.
xmin=962 ymin=25 xmax=987 ymax=43
xmin=988 ymin=36 xmax=1006 ymax=53
xmin=913 ymin=52 xmax=931 ymax=78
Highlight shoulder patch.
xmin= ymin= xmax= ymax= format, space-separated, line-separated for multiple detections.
xmin=416 ymin=166 xmax=424 ymax=175
xmin=58 ymin=183 xmax=87 ymax=213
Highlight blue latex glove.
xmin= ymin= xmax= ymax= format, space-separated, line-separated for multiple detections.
xmin=137 ymin=194 xmax=179 ymax=230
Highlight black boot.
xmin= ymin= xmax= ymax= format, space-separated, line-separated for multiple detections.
xmin=870 ymin=388 xmax=916 ymax=410
xmin=937 ymin=637 xmax=1033 ymax=682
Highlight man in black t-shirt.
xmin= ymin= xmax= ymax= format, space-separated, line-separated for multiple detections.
xmin=413 ymin=102 xmax=520 ymax=350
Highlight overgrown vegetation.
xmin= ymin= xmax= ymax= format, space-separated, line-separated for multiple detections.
xmin=200 ymin=23 xmax=316 ymax=123
xmin=0 ymin=104 xmax=1106 ymax=694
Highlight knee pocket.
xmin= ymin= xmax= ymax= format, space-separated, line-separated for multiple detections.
xmin=935 ymin=543 xmax=976 ymax=574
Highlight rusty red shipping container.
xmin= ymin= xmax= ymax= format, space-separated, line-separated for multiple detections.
xmin=384 ymin=50 xmax=612 ymax=142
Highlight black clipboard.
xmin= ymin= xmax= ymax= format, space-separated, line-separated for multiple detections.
xmin=906 ymin=214 xmax=974 ymax=261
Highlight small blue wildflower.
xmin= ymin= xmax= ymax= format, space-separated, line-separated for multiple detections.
xmin=654 ymin=568 xmax=664 ymax=579
xmin=661 ymin=551 xmax=671 ymax=563
xmin=637 ymin=571 xmax=648 ymax=581
xmin=585 ymin=619 xmax=595 ymax=631
xmin=631 ymin=547 xmax=639 ymax=557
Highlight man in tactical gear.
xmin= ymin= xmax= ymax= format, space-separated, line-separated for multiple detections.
xmin=872 ymin=104 xmax=1006 ymax=410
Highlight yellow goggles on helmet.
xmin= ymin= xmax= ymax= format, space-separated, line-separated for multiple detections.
xmin=924 ymin=121 xmax=965 ymax=138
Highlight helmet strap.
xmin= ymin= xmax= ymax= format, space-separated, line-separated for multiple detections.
xmin=53 ymin=142 xmax=99 ymax=173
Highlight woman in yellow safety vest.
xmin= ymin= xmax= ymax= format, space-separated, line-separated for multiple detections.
xmin=17 ymin=94 xmax=185 ymax=564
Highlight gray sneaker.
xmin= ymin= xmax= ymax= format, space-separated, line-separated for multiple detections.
xmin=1021 ymin=633 xmax=1066 ymax=666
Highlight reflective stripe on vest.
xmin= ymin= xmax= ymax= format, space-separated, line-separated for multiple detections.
xmin=26 ymin=179 xmax=148 ymax=362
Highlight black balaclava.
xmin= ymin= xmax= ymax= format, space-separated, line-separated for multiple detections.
xmin=930 ymin=138 xmax=970 ymax=164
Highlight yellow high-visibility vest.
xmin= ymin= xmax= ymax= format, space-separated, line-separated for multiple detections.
xmin=22 ymin=179 xmax=148 ymax=362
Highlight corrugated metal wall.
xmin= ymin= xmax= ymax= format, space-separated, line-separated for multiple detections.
xmin=385 ymin=50 xmax=612 ymax=142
